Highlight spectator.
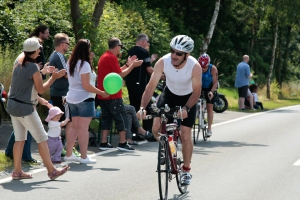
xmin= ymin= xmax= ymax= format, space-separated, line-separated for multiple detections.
xmin=244 ymin=88 xmax=255 ymax=110
xmin=125 ymin=34 xmax=164 ymax=136
xmin=124 ymin=104 xmax=151 ymax=145
xmin=29 ymin=24 xmax=50 ymax=80
xmin=49 ymin=33 xmax=70 ymax=122
xmin=5 ymin=51 xmax=54 ymax=164
xmin=64 ymin=39 xmax=108 ymax=164
xmin=97 ymin=37 xmax=143 ymax=151
xmin=45 ymin=106 xmax=70 ymax=164
xmin=6 ymin=38 xmax=69 ymax=180
xmin=235 ymin=55 xmax=254 ymax=110
xmin=249 ymin=84 xmax=264 ymax=110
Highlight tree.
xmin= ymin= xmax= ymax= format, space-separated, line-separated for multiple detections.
xmin=200 ymin=0 xmax=221 ymax=54
xmin=70 ymin=0 xmax=107 ymax=42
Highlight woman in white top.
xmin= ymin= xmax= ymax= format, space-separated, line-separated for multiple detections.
xmin=65 ymin=39 xmax=109 ymax=164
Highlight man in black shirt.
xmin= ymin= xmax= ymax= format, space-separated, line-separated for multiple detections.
xmin=126 ymin=34 xmax=153 ymax=111
xmin=125 ymin=34 xmax=158 ymax=138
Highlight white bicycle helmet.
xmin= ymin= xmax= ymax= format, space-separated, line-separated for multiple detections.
xmin=170 ymin=35 xmax=194 ymax=53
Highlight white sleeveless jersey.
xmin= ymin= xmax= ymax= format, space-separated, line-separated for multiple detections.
xmin=163 ymin=53 xmax=197 ymax=95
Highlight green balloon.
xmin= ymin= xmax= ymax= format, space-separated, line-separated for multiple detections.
xmin=103 ymin=73 xmax=123 ymax=95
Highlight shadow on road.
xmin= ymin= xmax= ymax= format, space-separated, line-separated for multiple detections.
xmin=267 ymin=109 xmax=300 ymax=113
xmin=193 ymin=140 xmax=267 ymax=155
xmin=0 ymin=179 xmax=68 ymax=192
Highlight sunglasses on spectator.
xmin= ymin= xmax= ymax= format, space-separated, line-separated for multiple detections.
xmin=61 ymin=42 xmax=70 ymax=45
xmin=86 ymin=39 xmax=90 ymax=46
xmin=170 ymin=49 xmax=185 ymax=56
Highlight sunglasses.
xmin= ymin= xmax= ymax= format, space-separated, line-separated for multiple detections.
xmin=61 ymin=42 xmax=70 ymax=45
xmin=86 ymin=39 xmax=90 ymax=46
xmin=170 ymin=49 xmax=185 ymax=56
xmin=118 ymin=44 xmax=123 ymax=48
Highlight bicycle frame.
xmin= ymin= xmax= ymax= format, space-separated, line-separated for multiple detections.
xmin=160 ymin=115 xmax=181 ymax=175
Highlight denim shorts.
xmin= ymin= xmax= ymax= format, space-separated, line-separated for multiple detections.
xmin=99 ymin=98 xmax=128 ymax=132
xmin=68 ymin=99 xmax=95 ymax=117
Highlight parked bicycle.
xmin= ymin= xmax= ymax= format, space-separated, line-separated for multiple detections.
xmin=143 ymin=103 xmax=188 ymax=200
xmin=193 ymin=92 xmax=208 ymax=144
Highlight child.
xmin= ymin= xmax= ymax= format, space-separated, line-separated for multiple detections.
xmin=45 ymin=106 xmax=70 ymax=164
xmin=249 ymin=84 xmax=264 ymax=110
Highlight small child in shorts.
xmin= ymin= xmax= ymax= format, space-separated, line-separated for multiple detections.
xmin=45 ymin=106 xmax=69 ymax=164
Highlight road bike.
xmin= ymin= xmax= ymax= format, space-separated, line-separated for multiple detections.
xmin=144 ymin=104 xmax=188 ymax=200
xmin=193 ymin=92 xmax=208 ymax=144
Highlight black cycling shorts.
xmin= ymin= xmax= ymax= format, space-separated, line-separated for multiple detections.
xmin=156 ymin=87 xmax=196 ymax=128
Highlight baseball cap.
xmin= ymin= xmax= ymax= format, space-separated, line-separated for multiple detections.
xmin=45 ymin=106 xmax=64 ymax=122
xmin=23 ymin=38 xmax=42 ymax=52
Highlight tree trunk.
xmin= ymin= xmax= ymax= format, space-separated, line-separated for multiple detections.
xmin=200 ymin=0 xmax=221 ymax=54
xmin=90 ymin=0 xmax=107 ymax=43
xmin=281 ymin=25 xmax=292 ymax=87
xmin=275 ymin=28 xmax=282 ymax=88
xmin=267 ymin=17 xmax=278 ymax=99
xmin=70 ymin=0 xmax=83 ymax=41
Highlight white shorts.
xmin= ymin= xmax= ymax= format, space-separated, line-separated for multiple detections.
xmin=10 ymin=110 xmax=48 ymax=143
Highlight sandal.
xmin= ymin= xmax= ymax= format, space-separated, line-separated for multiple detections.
xmin=48 ymin=165 xmax=70 ymax=180
xmin=12 ymin=171 xmax=33 ymax=180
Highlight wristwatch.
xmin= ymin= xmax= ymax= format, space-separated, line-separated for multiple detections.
xmin=184 ymin=105 xmax=190 ymax=112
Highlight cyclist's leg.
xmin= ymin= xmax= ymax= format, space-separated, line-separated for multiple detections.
xmin=180 ymin=125 xmax=193 ymax=170
xmin=152 ymin=117 xmax=161 ymax=141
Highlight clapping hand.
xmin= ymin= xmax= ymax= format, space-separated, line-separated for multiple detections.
xmin=52 ymin=68 xmax=67 ymax=79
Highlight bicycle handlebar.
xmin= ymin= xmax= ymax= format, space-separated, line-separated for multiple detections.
xmin=142 ymin=103 xmax=183 ymax=121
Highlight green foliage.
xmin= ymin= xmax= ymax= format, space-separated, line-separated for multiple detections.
xmin=270 ymin=80 xmax=280 ymax=100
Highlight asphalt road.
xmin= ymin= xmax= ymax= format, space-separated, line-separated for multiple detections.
xmin=1 ymin=106 xmax=300 ymax=200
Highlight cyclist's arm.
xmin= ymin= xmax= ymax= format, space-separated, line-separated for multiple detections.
xmin=184 ymin=62 xmax=202 ymax=109
xmin=140 ymin=58 xmax=164 ymax=108
xmin=211 ymin=65 xmax=218 ymax=92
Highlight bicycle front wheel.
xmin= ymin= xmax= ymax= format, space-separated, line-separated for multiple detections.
xmin=158 ymin=137 xmax=169 ymax=200
xmin=202 ymin=125 xmax=207 ymax=141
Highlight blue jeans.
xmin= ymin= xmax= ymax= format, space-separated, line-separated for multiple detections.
xmin=5 ymin=131 xmax=33 ymax=161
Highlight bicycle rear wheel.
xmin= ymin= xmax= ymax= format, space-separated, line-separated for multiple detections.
xmin=158 ymin=137 xmax=169 ymax=200
xmin=174 ymin=136 xmax=187 ymax=194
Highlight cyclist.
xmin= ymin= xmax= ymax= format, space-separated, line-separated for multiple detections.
xmin=198 ymin=53 xmax=218 ymax=137
xmin=138 ymin=35 xmax=202 ymax=186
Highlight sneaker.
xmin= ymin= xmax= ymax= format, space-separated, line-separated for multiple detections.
xmin=73 ymin=147 xmax=81 ymax=157
xmin=181 ymin=172 xmax=192 ymax=186
xmin=99 ymin=142 xmax=114 ymax=150
xmin=64 ymin=153 xmax=80 ymax=162
xmin=117 ymin=143 xmax=135 ymax=151
xmin=52 ymin=161 xmax=62 ymax=164
xmin=5 ymin=153 xmax=13 ymax=159
xmin=61 ymin=149 xmax=66 ymax=157
xmin=207 ymin=130 xmax=212 ymax=137
xmin=23 ymin=159 xmax=41 ymax=164
xmin=80 ymin=156 xmax=97 ymax=164
xmin=137 ymin=131 xmax=153 ymax=139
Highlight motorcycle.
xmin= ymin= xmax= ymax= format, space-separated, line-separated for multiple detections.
xmin=0 ymin=83 xmax=8 ymax=125
xmin=213 ymin=83 xmax=228 ymax=113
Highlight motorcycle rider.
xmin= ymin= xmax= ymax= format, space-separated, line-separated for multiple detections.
xmin=198 ymin=53 xmax=218 ymax=137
